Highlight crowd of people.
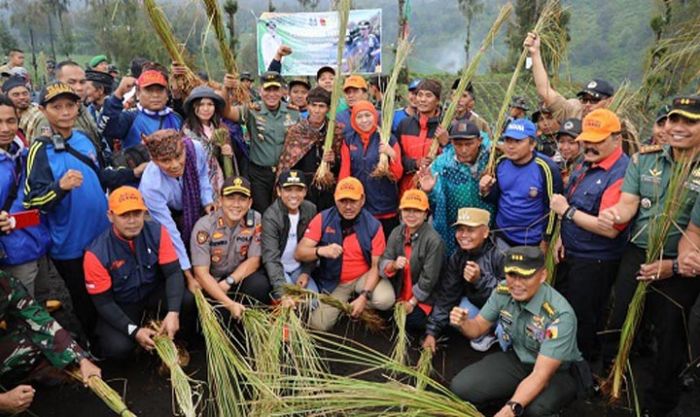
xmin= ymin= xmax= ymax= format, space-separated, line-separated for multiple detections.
xmin=0 ymin=27 xmax=699 ymax=417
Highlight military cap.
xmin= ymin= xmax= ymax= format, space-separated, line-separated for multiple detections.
xmin=510 ymin=96 xmax=529 ymax=111
xmin=655 ymin=104 xmax=671 ymax=123
xmin=222 ymin=176 xmax=252 ymax=197
xmin=577 ymin=79 xmax=615 ymax=99
xmin=89 ymin=54 xmax=109 ymax=68
xmin=503 ymin=246 xmax=545 ymax=277
xmin=452 ymin=207 xmax=490 ymax=227
xmin=240 ymin=71 xmax=254 ymax=81
xmin=260 ymin=71 xmax=283 ymax=89
xmin=288 ymin=76 xmax=311 ymax=90
xmin=277 ymin=169 xmax=307 ymax=188
xmin=668 ymin=95 xmax=700 ymax=121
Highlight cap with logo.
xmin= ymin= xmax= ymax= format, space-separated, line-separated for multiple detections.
xmin=399 ymin=189 xmax=429 ymax=211
xmin=343 ymin=75 xmax=368 ymax=91
xmin=408 ymin=78 xmax=423 ymax=91
xmin=288 ymin=76 xmax=311 ymax=90
xmin=668 ymin=96 xmax=700 ymax=121
xmin=334 ymin=177 xmax=364 ymax=201
xmin=576 ymin=109 xmax=621 ymax=143
xmin=89 ymin=55 xmax=109 ymax=68
xmin=240 ymin=71 xmax=254 ymax=81
xmin=277 ymin=169 xmax=307 ymax=188
xmin=261 ymin=71 xmax=284 ymax=89
xmin=449 ymin=121 xmax=481 ymax=140
xmin=577 ymin=79 xmax=615 ymax=99
xmin=557 ymin=118 xmax=582 ymax=139
xmin=39 ymin=81 xmax=81 ymax=106
xmin=222 ymin=176 xmax=252 ymax=197
xmin=452 ymin=207 xmax=490 ymax=227
xmin=510 ymin=96 xmax=529 ymax=111
xmin=503 ymin=119 xmax=537 ymax=140
xmin=503 ymin=246 xmax=545 ymax=277
xmin=109 ymin=186 xmax=148 ymax=215
xmin=137 ymin=70 xmax=168 ymax=88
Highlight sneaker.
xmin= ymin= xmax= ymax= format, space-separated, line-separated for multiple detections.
xmin=470 ymin=334 xmax=498 ymax=352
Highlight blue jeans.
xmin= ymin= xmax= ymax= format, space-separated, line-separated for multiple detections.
xmin=458 ymin=297 xmax=507 ymax=351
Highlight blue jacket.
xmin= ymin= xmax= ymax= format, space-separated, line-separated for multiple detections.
xmin=485 ymin=153 xmax=563 ymax=245
xmin=102 ymin=96 xmax=182 ymax=149
xmin=561 ymin=149 xmax=630 ymax=260
xmin=344 ymin=129 xmax=400 ymax=216
xmin=314 ymin=207 xmax=380 ymax=293
xmin=23 ymin=130 xmax=110 ymax=260
xmin=0 ymin=138 xmax=51 ymax=265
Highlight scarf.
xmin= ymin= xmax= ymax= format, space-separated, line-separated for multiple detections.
xmin=276 ymin=119 xmax=344 ymax=175
xmin=183 ymin=126 xmax=224 ymax=202
xmin=181 ymin=137 xmax=202 ymax=247
xmin=137 ymin=103 xmax=174 ymax=117
xmin=350 ymin=100 xmax=379 ymax=147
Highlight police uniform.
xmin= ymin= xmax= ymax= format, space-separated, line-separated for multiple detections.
xmin=190 ymin=177 xmax=272 ymax=304
xmin=0 ymin=271 xmax=87 ymax=385
xmin=237 ymin=71 xmax=300 ymax=212
xmin=603 ymin=96 xmax=700 ymax=416
xmin=450 ymin=247 xmax=583 ymax=417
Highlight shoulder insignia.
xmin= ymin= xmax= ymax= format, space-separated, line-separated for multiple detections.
xmin=496 ymin=284 xmax=510 ymax=294
xmin=217 ymin=217 xmax=225 ymax=228
xmin=196 ymin=231 xmax=209 ymax=245
xmin=542 ymin=301 xmax=557 ymax=319
xmin=639 ymin=144 xmax=663 ymax=154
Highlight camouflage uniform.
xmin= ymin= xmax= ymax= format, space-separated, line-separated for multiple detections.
xmin=0 ymin=271 xmax=86 ymax=385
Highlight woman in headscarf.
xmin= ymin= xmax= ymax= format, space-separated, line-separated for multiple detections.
xmin=338 ymin=100 xmax=403 ymax=238
xmin=138 ymin=129 xmax=215 ymax=291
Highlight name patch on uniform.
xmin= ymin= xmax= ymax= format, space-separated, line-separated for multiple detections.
xmin=211 ymin=240 xmax=229 ymax=247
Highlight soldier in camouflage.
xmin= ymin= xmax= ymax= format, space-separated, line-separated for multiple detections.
xmin=0 ymin=270 xmax=100 ymax=414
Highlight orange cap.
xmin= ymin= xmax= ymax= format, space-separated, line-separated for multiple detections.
xmin=137 ymin=70 xmax=168 ymax=88
xmin=576 ymin=109 xmax=621 ymax=143
xmin=399 ymin=189 xmax=429 ymax=211
xmin=343 ymin=75 xmax=368 ymax=91
xmin=109 ymin=186 xmax=148 ymax=215
xmin=334 ymin=177 xmax=364 ymax=201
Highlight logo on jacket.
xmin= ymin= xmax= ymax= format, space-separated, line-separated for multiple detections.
xmin=528 ymin=187 xmax=539 ymax=198
xmin=324 ymin=226 xmax=336 ymax=234
xmin=110 ymin=259 xmax=126 ymax=270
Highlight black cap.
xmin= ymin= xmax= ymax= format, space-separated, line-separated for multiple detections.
xmin=85 ymin=70 xmax=114 ymax=87
xmin=316 ymin=65 xmax=335 ymax=80
xmin=39 ymin=81 xmax=81 ymax=106
xmin=655 ymin=104 xmax=671 ymax=123
xmin=510 ymin=96 xmax=529 ymax=111
xmin=503 ymin=246 xmax=545 ymax=277
xmin=1 ymin=76 xmax=28 ymax=93
xmin=557 ymin=118 xmax=582 ymax=139
xmin=531 ymin=103 xmax=552 ymax=123
xmin=449 ymin=121 xmax=481 ymax=140
xmin=277 ymin=169 xmax=307 ymax=188
xmin=108 ymin=65 xmax=119 ymax=74
xmin=221 ymin=176 xmax=251 ymax=197
xmin=577 ymin=79 xmax=615 ymax=99
xmin=240 ymin=71 xmax=253 ymax=81
xmin=408 ymin=78 xmax=422 ymax=91
xmin=668 ymin=96 xmax=700 ymax=121
xmin=260 ymin=71 xmax=284 ymax=89
xmin=451 ymin=79 xmax=474 ymax=94
xmin=288 ymin=76 xmax=311 ymax=89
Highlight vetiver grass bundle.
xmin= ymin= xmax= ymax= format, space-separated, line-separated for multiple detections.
xmin=544 ymin=221 xmax=561 ymax=284
xmin=415 ymin=347 xmax=434 ymax=391
xmin=313 ymin=0 xmax=351 ymax=189
xmin=427 ymin=3 xmax=513 ymax=159
xmin=143 ymin=0 xmax=200 ymax=97
xmin=390 ymin=302 xmax=409 ymax=366
xmin=211 ymin=127 xmax=236 ymax=177
xmin=283 ymin=284 xmax=385 ymax=332
xmin=485 ymin=0 xmax=568 ymax=176
xmin=606 ymin=148 xmax=700 ymax=400
xmin=152 ymin=330 xmax=202 ymax=417
xmin=372 ymin=36 xmax=412 ymax=180
xmin=201 ymin=0 xmax=249 ymax=104
xmin=67 ymin=369 xmax=137 ymax=417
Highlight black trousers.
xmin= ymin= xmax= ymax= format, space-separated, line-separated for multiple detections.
xmin=249 ymin=162 xmax=276 ymax=214
xmin=52 ymin=256 xmax=96 ymax=337
xmin=378 ymin=216 xmax=400 ymax=243
xmin=602 ymin=243 xmax=700 ymax=415
xmin=404 ymin=306 xmax=428 ymax=333
xmin=689 ymin=292 xmax=700 ymax=366
xmin=555 ymin=256 xmax=619 ymax=361
xmin=95 ymin=285 xmax=196 ymax=360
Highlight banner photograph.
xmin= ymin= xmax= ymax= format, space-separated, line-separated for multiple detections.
xmin=257 ymin=9 xmax=382 ymax=76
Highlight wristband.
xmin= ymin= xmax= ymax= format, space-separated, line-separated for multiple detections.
xmin=672 ymin=259 xmax=679 ymax=276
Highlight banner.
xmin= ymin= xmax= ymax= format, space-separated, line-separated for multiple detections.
xmin=257 ymin=9 xmax=382 ymax=76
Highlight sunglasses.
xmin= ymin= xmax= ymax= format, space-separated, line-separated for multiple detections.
xmin=579 ymin=96 xmax=603 ymax=105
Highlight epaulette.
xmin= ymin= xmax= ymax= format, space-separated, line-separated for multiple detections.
xmin=496 ymin=283 xmax=510 ymax=294
xmin=542 ymin=301 xmax=557 ymax=319
xmin=639 ymin=144 xmax=663 ymax=154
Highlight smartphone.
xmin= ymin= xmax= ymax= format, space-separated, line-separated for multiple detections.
xmin=9 ymin=210 xmax=41 ymax=230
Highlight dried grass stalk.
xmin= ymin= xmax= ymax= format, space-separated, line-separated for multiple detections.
xmin=544 ymin=221 xmax=561 ymax=284
xmin=605 ymin=148 xmax=700 ymax=400
xmin=428 ymin=3 xmax=513 ymax=159
xmin=372 ymin=36 xmax=412 ymax=180
xmin=67 ymin=369 xmax=137 ymax=417
xmin=415 ymin=347 xmax=434 ymax=391
xmin=152 ymin=332 xmax=202 ymax=417
xmin=211 ymin=127 xmax=235 ymax=177
xmin=283 ymin=284 xmax=385 ymax=332
xmin=313 ymin=0 xmax=351 ymax=189
xmin=390 ymin=302 xmax=409 ymax=366
xmin=485 ymin=0 xmax=568 ymax=176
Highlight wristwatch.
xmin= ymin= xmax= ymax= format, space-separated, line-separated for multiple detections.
xmin=564 ymin=206 xmax=577 ymax=221
xmin=506 ymin=401 xmax=524 ymax=416
xmin=225 ymin=275 xmax=236 ymax=286
xmin=672 ymin=258 xmax=679 ymax=275
xmin=358 ymin=289 xmax=373 ymax=300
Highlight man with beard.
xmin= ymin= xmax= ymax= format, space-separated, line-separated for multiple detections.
xmin=84 ymin=70 xmax=114 ymax=127
xmin=276 ymin=87 xmax=341 ymax=211
xmin=1 ymin=76 xmax=40 ymax=144
xmin=548 ymin=109 xmax=630 ymax=361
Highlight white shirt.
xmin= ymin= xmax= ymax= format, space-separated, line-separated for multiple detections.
xmin=281 ymin=212 xmax=301 ymax=273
